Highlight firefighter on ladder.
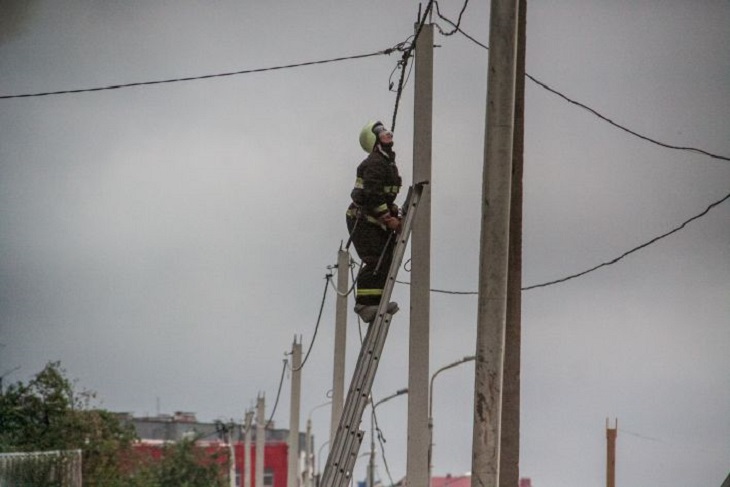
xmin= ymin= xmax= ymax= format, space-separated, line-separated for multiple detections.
xmin=346 ymin=120 xmax=402 ymax=323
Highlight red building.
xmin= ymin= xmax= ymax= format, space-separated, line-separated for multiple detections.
xmin=118 ymin=411 xmax=305 ymax=487
xmin=134 ymin=440 xmax=289 ymax=487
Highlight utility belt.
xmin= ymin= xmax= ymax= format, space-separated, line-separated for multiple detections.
xmin=346 ymin=204 xmax=387 ymax=231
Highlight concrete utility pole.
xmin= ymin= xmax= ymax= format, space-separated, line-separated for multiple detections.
xmin=256 ymin=395 xmax=266 ymax=487
xmin=472 ymin=1 xmax=519 ymax=486
xmin=331 ymin=248 xmax=348 ymax=445
xmin=606 ymin=419 xmax=618 ymax=487
xmin=407 ymin=20 xmax=433 ymax=487
xmin=244 ymin=410 xmax=254 ymax=487
xmin=499 ymin=1 xmax=526 ymax=486
xmin=228 ymin=424 xmax=236 ymax=487
xmin=305 ymin=418 xmax=313 ymax=487
xmin=289 ymin=338 xmax=303 ymax=487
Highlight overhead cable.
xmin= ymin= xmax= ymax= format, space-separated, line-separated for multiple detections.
xmin=436 ymin=14 xmax=730 ymax=162
xmin=522 ymin=191 xmax=730 ymax=290
xmin=0 ymin=48 xmax=398 ymax=100
xmin=398 ymin=190 xmax=730 ymax=293
xmin=266 ymin=358 xmax=288 ymax=428
xmin=619 ymin=428 xmax=721 ymax=454
xmin=327 ymin=259 xmax=359 ymax=297
xmin=291 ymin=273 xmax=332 ymax=372
xmin=433 ymin=0 xmax=471 ymax=36
xmin=390 ymin=0 xmax=435 ymax=133
xmin=371 ymin=406 xmax=396 ymax=487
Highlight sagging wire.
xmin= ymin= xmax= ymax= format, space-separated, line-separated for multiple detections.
xmin=291 ymin=273 xmax=333 ymax=372
xmin=522 ymin=191 xmax=730 ymax=290
xmin=327 ymin=257 xmax=360 ymax=297
xmin=433 ymin=0 xmax=470 ymax=36
xmin=525 ymin=73 xmax=730 ymax=162
xmin=397 ymin=190 xmax=730 ymax=294
xmin=435 ymin=12 xmax=730 ymax=163
xmin=0 ymin=47 xmax=402 ymax=100
xmin=371 ymin=404 xmax=396 ymax=487
xmin=266 ymin=357 xmax=288 ymax=428
xmin=390 ymin=0 xmax=436 ymax=133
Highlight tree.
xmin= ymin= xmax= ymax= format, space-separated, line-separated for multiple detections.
xmin=0 ymin=361 xmax=136 ymax=485
xmin=138 ymin=437 xmax=227 ymax=487
xmin=0 ymin=361 xmax=229 ymax=487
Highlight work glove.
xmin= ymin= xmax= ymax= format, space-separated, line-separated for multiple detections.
xmin=389 ymin=203 xmax=400 ymax=217
xmin=378 ymin=213 xmax=402 ymax=233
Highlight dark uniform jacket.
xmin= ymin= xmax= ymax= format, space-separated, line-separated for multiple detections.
xmin=348 ymin=148 xmax=402 ymax=226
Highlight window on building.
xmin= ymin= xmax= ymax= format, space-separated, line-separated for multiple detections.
xmin=264 ymin=468 xmax=274 ymax=487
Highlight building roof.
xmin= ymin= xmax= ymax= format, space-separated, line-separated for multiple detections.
xmin=430 ymin=474 xmax=472 ymax=487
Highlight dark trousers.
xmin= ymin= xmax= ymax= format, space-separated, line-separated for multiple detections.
xmin=346 ymin=215 xmax=395 ymax=306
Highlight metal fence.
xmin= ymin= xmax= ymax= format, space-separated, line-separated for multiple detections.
xmin=0 ymin=450 xmax=82 ymax=487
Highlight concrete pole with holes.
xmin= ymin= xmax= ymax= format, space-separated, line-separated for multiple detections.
xmin=305 ymin=418 xmax=313 ymax=487
xmin=331 ymin=248 xmax=348 ymax=444
xmin=256 ymin=395 xmax=265 ymax=487
xmin=228 ymin=426 xmax=236 ymax=487
xmin=472 ymin=0 xmax=518 ymax=486
xmin=244 ymin=410 xmax=254 ymax=487
xmin=407 ymin=21 xmax=433 ymax=487
xmin=288 ymin=338 xmax=302 ymax=487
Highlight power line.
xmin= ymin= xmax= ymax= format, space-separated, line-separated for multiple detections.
xmin=398 ymin=190 xmax=730 ymax=293
xmin=526 ymin=74 xmax=730 ymax=162
xmin=619 ymin=428 xmax=723 ymax=455
xmin=0 ymin=48 xmax=398 ymax=100
xmin=266 ymin=358 xmax=288 ymax=428
xmin=390 ymin=0 xmax=435 ymax=133
xmin=433 ymin=0 xmax=471 ymax=37
xmin=522 ymin=190 xmax=730 ymax=290
xmin=371 ymin=406 xmax=396 ymax=487
xmin=436 ymin=14 xmax=730 ymax=162
xmin=291 ymin=273 xmax=332 ymax=372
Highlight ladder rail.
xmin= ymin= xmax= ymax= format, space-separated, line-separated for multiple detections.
xmin=321 ymin=182 xmax=426 ymax=487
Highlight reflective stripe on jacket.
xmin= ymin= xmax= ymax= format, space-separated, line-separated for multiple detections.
xmin=346 ymin=206 xmax=387 ymax=231
xmin=349 ymin=147 xmax=401 ymax=221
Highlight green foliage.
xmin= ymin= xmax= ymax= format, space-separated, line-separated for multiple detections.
xmin=132 ymin=437 xmax=228 ymax=487
xmin=0 ymin=361 xmax=75 ymax=451
xmin=0 ymin=361 xmax=138 ymax=485
xmin=0 ymin=362 xmax=230 ymax=487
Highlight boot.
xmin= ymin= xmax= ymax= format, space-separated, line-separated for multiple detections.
xmin=354 ymin=302 xmax=399 ymax=323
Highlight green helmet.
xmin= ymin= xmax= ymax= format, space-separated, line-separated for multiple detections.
xmin=359 ymin=120 xmax=387 ymax=153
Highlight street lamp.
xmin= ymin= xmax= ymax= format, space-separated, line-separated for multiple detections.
xmin=369 ymin=388 xmax=408 ymax=487
xmin=428 ymin=356 xmax=476 ymax=485
xmin=316 ymin=440 xmax=330 ymax=487
xmin=356 ymin=451 xmax=373 ymax=487
xmin=308 ymin=402 xmax=332 ymax=487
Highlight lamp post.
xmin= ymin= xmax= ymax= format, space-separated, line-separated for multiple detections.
xmin=308 ymin=401 xmax=332 ymax=487
xmin=369 ymin=388 xmax=409 ymax=487
xmin=316 ymin=440 xmax=330 ymax=487
xmin=357 ymin=451 xmax=373 ymax=487
xmin=428 ymin=356 xmax=476 ymax=485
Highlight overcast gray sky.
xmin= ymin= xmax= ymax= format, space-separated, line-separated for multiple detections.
xmin=1 ymin=1 xmax=729 ymax=486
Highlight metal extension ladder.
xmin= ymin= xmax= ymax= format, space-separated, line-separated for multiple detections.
xmin=321 ymin=182 xmax=426 ymax=487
